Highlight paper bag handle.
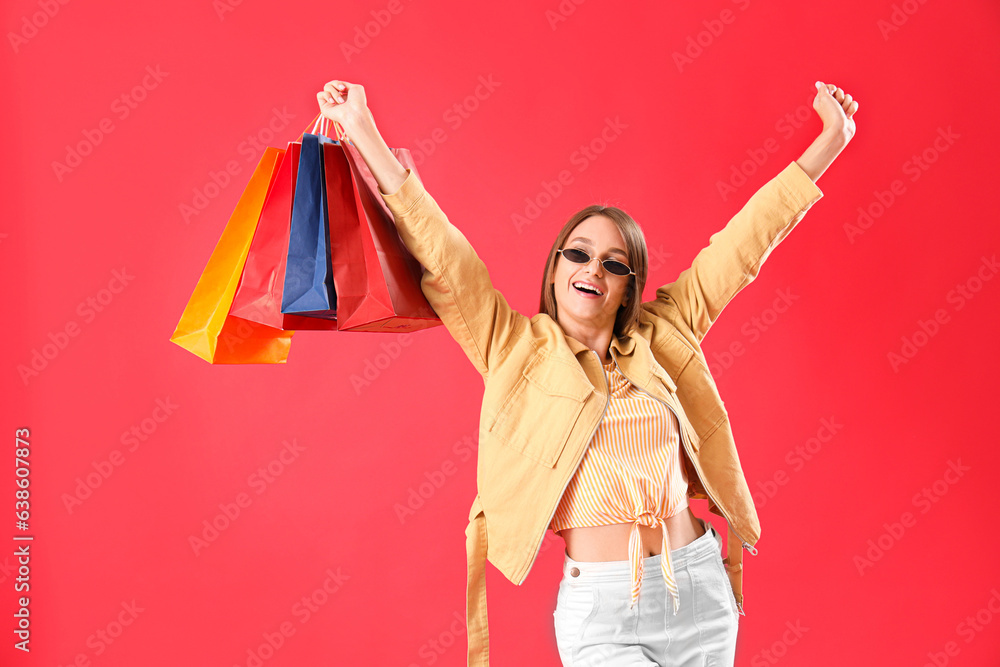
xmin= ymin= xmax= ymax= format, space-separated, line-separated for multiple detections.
xmin=298 ymin=111 xmax=347 ymax=141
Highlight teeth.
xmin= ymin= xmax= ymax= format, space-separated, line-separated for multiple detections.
xmin=573 ymin=282 xmax=603 ymax=295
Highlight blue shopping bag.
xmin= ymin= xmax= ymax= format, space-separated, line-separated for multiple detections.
xmin=281 ymin=130 xmax=337 ymax=319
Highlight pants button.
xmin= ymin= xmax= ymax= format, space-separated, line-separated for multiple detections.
xmin=570 ymin=567 xmax=580 ymax=577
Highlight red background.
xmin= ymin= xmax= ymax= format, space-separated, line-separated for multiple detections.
xmin=5 ymin=0 xmax=1000 ymax=665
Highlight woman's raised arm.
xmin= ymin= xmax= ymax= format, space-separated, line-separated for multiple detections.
xmin=643 ymin=81 xmax=858 ymax=342
xmin=315 ymin=79 xmax=527 ymax=378
xmin=794 ymin=81 xmax=858 ymax=182
xmin=317 ymin=80 xmax=408 ymax=196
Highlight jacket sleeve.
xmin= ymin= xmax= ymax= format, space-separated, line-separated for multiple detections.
xmin=378 ymin=168 xmax=525 ymax=378
xmin=643 ymin=160 xmax=824 ymax=343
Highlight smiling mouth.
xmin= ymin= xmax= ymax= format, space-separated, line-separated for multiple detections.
xmin=572 ymin=281 xmax=604 ymax=297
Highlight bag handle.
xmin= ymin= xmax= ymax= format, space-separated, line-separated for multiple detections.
xmin=298 ymin=111 xmax=348 ymax=142
xmin=302 ymin=104 xmax=378 ymax=142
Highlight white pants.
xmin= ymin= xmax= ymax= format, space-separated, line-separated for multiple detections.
xmin=553 ymin=519 xmax=739 ymax=666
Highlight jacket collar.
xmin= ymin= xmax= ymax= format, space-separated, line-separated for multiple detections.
xmin=565 ymin=330 xmax=637 ymax=359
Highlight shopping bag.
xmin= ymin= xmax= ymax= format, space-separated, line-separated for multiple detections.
xmin=281 ymin=119 xmax=337 ymax=320
xmin=327 ymin=125 xmax=442 ymax=332
xmin=230 ymin=114 xmax=337 ymax=330
xmin=170 ymin=147 xmax=294 ymax=363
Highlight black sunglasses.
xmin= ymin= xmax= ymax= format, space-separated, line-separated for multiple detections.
xmin=556 ymin=247 xmax=635 ymax=277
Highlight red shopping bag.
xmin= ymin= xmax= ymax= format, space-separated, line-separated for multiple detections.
xmin=325 ymin=122 xmax=442 ymax=332
xmin=231 ymin=114 xmax=337 ymax=330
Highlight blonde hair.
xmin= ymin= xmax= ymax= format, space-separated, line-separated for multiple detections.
xmin=538 ymin=205 xmax=649 ymax=340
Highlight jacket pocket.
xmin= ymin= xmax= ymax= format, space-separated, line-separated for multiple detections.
xmin=649 ymin=362 xmax=677 ymax=394
xmin=487 ymin=356 xmax=592 ymax=468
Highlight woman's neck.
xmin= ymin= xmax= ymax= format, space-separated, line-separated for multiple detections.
xmin=559 ymin=319 xmax=614 ymax=365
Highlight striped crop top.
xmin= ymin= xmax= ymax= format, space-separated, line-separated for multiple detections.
xmin=550 ymin=358 xmax=690 ymax=614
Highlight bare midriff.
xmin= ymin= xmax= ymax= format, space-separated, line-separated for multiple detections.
xmin=556 ymin=506 xmax=705 ymax=561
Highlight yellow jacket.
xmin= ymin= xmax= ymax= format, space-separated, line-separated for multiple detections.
xmin=378 ymin=160 xmax=823 ymax=666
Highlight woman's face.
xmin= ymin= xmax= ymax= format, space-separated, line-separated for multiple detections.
xmin=551 ymin=215 xmax=632 ymax=335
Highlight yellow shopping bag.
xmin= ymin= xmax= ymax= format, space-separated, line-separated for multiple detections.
xmin=170 ymin=147 xmax=295 ymax=363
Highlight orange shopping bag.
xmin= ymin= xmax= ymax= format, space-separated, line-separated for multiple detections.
xmin=169 ymin=147 xmax=294 ymax=363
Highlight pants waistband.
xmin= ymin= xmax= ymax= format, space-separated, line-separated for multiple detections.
xmin=561 ymin=518 xmax=721 ymax=582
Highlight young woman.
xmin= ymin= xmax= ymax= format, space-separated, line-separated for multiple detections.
xmin=317 ymin=79 xmax=857 ymax=667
